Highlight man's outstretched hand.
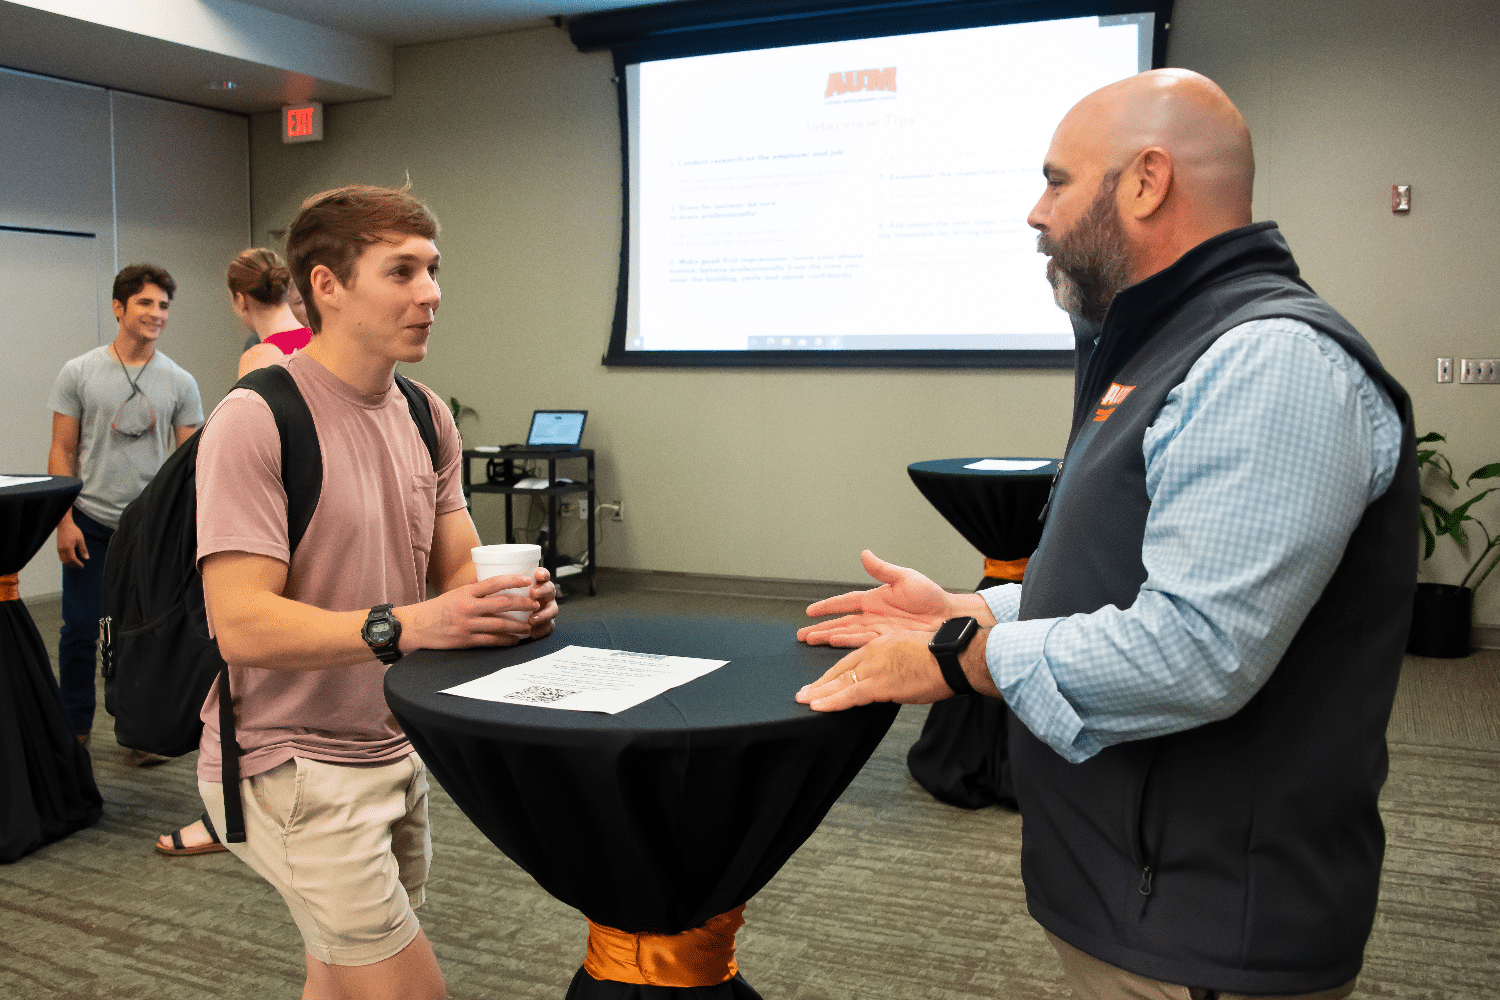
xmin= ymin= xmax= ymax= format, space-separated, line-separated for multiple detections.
xmin=797 ymin=550 xmax=972 ymax=648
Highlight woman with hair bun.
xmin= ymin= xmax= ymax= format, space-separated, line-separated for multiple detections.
xmin=228 ymin=248 xmax=312 ymax=378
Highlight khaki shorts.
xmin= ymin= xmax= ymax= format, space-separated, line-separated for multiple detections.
xmin=200 ymin=753 xmax=431 ymax=966
xmin=1046 ymin=932 xmax=1358 ymax=1000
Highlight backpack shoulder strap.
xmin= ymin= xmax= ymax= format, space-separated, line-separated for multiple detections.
xmin=235 ymin=365 xmax=322 ymax=552
xmin=212 ymin=364 xmax=321 ymax=846
xmin=394 ymin=372 xmax=441 ymax=472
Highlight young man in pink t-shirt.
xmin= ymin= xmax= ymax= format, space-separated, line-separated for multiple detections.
xmin=193 ymin=185 xmax=556 ymax=1000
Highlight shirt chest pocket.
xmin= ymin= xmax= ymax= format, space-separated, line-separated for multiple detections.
xmin=407 ymin=470 xmax=438 ymax=557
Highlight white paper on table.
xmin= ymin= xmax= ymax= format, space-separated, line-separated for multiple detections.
xmin=963 ymin=459 xmax=1052 ymax=472
xmin=0 ymin=475 xmax=52 ymax=489
xmin=439 ymin=645 xmax=729 ymax=714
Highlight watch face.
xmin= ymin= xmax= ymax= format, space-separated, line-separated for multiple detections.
xmin=368 ymin=620 xmax=394 ymax=644
xmin=934 ymin=616 xmax=974 ymax=647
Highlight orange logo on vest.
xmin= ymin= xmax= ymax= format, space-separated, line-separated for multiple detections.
xmin=825 ymin=68 xmax=896 ymax=98
xmin=1093 ymin=383 xmax=1136 ymax=422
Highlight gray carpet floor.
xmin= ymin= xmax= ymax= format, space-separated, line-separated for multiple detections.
xmin=3 ymin=573 xmax=1497 ymax=999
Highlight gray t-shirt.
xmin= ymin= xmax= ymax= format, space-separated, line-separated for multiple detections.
xmin=48 ymin=345 xmax=204 ymax=528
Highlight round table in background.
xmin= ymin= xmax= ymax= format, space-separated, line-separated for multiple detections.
xmin=904 ymin=457 xmax=1059 ymax=812
xmin=386 ymin=613 xmax=898 ymax=999
xmin=0 ymin=474 xmax=103 ymax=863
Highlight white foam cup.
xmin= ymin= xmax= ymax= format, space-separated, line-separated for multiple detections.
xmin=472 ymin=544 xmax=542 ymax=621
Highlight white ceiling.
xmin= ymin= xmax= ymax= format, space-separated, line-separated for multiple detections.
xmin=0 ymin=0 xmax=661 ymax=114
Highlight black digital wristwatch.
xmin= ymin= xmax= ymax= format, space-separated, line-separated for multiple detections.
xmin=929 ymin=616 xmax=980 ymax=696
xmin=361 ymin=604 xmax=404 ymax=665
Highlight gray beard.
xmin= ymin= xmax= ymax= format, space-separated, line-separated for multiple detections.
xmin=1038 ymin=171 xmax=1130 ymax=326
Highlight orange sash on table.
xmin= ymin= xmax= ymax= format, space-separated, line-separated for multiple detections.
xmin=583 ymin=905 xmax=745 ymax=987
xmin=0 ymin=573 xmax=18 ymax=602
xmin=983 ymin=557 xmax=1028 ymax=582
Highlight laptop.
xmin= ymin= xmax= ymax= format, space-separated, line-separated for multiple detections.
xmin=513 ymin=409 xmax=587 ymax=451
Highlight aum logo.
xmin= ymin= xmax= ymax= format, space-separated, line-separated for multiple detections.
xmin=825 ymin=67 xmax=896 ymax=99
xmin=1093 ymin=383 xmax=1136 ymax=422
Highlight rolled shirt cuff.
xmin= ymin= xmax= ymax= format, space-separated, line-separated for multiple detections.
xmin=983 ymin=615 xmax=1093 ymax=764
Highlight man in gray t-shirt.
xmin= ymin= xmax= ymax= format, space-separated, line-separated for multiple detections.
xmin=47 ymin=263 xmax=203 ymax=746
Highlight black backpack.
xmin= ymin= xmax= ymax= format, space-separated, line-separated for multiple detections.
xmin=101 ymin=364 xmax=439 ymax=842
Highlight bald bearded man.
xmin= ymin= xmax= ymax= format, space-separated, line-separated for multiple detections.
xmin=796 ymin=70 xmax=1416 ymax=998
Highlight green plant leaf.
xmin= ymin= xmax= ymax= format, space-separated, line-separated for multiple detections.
xmin=1449 ymin=488 xmax=1498 ymax=525
xmin=1467 ymin=463 xmax=1500 ymax=484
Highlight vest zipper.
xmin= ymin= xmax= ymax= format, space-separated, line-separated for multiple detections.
xmin=1132 ymin=746 xmax=1159 ymax=918
xmin=1038 ymin=460 xmax=1064 ymax=525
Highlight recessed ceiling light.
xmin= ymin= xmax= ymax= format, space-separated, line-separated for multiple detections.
xmin=207 ymin=81 xmax=237 ymax=91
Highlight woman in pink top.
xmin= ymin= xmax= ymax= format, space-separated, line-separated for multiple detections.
xmin=230 ymin=248 xmax=313 ymax=378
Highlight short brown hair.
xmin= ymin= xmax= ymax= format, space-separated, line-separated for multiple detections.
xmin=227 ymin=248 xmax=293 ymax=305
xmin=284 ymin=184 xmax=439 ymax=333
xmin=113 ymin=263 xmax=176 ymax=305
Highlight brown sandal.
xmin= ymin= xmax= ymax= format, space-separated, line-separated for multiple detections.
xmin=155 ymin=812 xmax=229 ymax=856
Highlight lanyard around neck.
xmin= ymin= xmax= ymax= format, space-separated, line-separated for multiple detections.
xmin=114 ymin=346 xmax=153 ymax=394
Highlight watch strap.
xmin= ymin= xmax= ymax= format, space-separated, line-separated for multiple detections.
xmin=936 ymin=648 xmax=977 ymax=697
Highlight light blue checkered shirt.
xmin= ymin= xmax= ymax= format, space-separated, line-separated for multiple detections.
xmin=981 ymin=317 xmax=1402 ymax=763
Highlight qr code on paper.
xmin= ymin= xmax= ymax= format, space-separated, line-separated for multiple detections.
xmin=510 ymin=685 xmax=579 ymax=705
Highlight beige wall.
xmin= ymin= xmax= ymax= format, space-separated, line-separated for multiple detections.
xmin=1170 ymin=0 xmax=1500 ymax=623
xmin=1 ymin=69 xmax=250 ymax=598
xmin=246 ymin=1 xmax=1500 ymax=622
xmin=247 ymin=24 xmax=1073 ymax=597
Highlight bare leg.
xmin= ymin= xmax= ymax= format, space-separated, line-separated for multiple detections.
xmin=302 ymin=929 xmax=446 ymax=1000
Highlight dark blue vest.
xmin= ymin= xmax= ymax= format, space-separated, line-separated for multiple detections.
xmin=1013 ymin=223 xmax=1418 ymax=993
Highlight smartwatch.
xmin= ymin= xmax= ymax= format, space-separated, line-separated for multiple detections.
xmin=361 ymin=604 xmax=404 ymax=664
xmin=929 ymin=616 xmax=980 ymax=696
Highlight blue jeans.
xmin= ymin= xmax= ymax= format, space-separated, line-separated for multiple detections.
xmin=59 ymin=506 xmax=113 ymax=736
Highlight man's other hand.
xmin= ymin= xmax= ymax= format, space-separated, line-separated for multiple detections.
xmin=56 ymin=518 xmax=87 ymax=569
xmin=527 ymin=567 xmax=559 ymax=641
xmin=796 ymin=630 xmax=955 ymax=711
xmin=404 ymin=573 xmax=546 ymax=651
xmin=797 ymin=550 xmax=960 ymax=647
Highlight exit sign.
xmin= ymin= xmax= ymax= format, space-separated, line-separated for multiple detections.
xmin=282 ymin=102 xmax=324 ymax=144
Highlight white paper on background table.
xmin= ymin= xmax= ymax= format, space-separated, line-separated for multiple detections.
xmin=0 ymin=475 xmax=52 ymax=489
xmin=963 ymin=459 xmax=1052 ymax=472
xmin=440 ymin=645 xmax=729 ymax=714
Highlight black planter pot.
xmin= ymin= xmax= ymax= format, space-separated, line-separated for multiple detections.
xmin=1407 ymin=582 xmax=1473 ymax=658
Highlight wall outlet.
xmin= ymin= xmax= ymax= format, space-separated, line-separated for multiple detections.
xmin=1460 ymin=358 xmax=1500 ymax=384
xmin=611 ymin=500 xmax=624 ymax=522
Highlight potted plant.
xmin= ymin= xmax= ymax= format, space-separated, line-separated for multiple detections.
xmin=1411 ymin=431 xmax=1500 ymax=657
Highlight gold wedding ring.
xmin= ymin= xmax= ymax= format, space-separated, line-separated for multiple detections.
xmin=849 ymin=669 xmax=858 ymax=685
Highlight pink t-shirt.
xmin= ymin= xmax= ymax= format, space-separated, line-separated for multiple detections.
xmin=194 ymin=353 xmax=466 ymax=782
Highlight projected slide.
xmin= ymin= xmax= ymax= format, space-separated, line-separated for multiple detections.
xmin=624 ymin=15 xmax=1149 ymax=353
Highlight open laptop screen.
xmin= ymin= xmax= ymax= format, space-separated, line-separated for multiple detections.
xmin=527 ymin=410 xmax=587 ymax=447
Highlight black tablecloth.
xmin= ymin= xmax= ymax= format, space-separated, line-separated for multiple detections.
xmin=905 ymin=458 xmax=1059 ymax=812
xmin=907 ymin=458 xmax=1058 ymax=587
xmin=0 ymin=475 xmax=103 ymax=863
xmin=386 ymin=613 xmax=898 ymax=998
